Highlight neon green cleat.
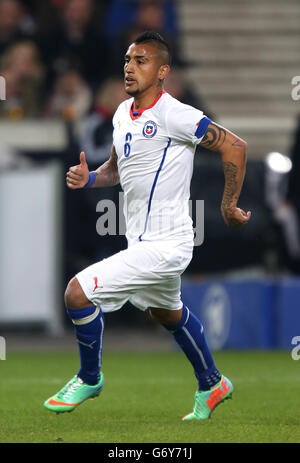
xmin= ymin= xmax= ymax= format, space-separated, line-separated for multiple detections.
xmin=182 ymin=375 xmax=233 ymax=421
xmin=44 ymin=372 xmax=104 ymax=413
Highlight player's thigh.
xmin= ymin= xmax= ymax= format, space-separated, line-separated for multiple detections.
xmin=130 ymin=274 xmax=183 ymax=313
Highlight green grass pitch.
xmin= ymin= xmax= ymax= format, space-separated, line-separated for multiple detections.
xmin=0 ymin=350 xmax=299 ymax=443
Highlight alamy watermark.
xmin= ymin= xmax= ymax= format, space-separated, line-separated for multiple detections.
xmin=96 ymin=193 xmax=205 ymax=246
xmin=0 ymin=336 xmax=6 ymax=360
xmin=291 ymin=76 xmax=300 ymax=101
xmin=291 ymin=336 xmax=300 ymax=360
xmin=0 ymin=76 xmax=6 ymax=101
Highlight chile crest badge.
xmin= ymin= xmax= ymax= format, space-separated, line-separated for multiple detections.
xmin=143 ymin=120 xmax=157 ymax=138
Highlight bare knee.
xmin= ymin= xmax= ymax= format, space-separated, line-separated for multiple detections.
xmin=64 ymin=277 xmax=90 ymax=309
xmin=149 ymin=307 xmax=183 ymax=326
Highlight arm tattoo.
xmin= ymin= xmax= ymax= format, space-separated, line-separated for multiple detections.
xmin=221 ymin=161 xmax=238 ymax=209
xmin=94 ymin=166 xmax=119 ymax=187
xmin=200 ymin=122 xmax=226 ymax=151
xmin=94 ymin=146 xmax=120 ymax=187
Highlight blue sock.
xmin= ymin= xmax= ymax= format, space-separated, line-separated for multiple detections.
xmin=163 ymin=305 xmax=221 ymax=391
xmin=66 ymin=306 xmax=104 ymax=385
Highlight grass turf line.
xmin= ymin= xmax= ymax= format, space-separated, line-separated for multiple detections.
xmin=0 ymin=351 xmax=299 ymax=443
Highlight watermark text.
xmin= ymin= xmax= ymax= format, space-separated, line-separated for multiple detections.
xmin=0 ymin=76 xmax=6 ymax=101
xmin=0 ymin=337 xmax=6 ymax=360
xmin=291 ymin=336 xmax=300 ymax=360
xmin=291 ymin=76 xmax=300 ymax=101
xmin=95 ymin=193 xmax=205 ymax=246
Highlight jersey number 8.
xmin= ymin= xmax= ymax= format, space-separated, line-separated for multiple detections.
xmin=124 ymin=132 xmax=132 ymax=157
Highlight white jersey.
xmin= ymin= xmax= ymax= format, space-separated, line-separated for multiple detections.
xmin=112 ymin=91 xmax=210 ymax=246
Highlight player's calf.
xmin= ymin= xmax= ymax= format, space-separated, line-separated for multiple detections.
xmin=44 ymin=276 xmax=106 ymax=412
xmin=158 ymin=304 xmax=235 ymax=421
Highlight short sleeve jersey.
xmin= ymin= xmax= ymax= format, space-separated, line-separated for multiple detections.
xmin=112 ymin=91 xmax=210 ymax=246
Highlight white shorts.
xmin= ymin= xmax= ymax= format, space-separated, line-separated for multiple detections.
xmin=76 ymin=239 xmax=193 ymax=313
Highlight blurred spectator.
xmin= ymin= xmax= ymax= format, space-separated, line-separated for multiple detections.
xmin=263 ymin=119 xmax=300 ymax=274
xmin=80 ymin=76 xmax=128 ymax=165
xmin=0 ymin=65 xmax=23 ymax=119
xmin=287 ymin=115 xmax=300 ymax=215
xmin=0 ymin=40 xmax=45 ymax=118
xmin=264 ymin=157 xmax=300 ymax=273
xmin=107 ymin=0 xmax=181 ymax=74
xmin=104 ymin=0 xmax=178 ymax=39
xmin=45 ymin=68 xmax=92 ymax=119
xmin=37 ymin=0 xmax=108 ymax=88
xmin=164 ymin=66 xmax=213 ymax=114
xmin=0 ymin=0 xmax=36 ymax=55
xmin=280 ymin=114 xmax=300 ymax=273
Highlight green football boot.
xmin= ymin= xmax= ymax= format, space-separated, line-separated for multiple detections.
xmin=182 ymin=375 xmax=233 ymax=421
xmin=44 ymin=372 xmax=104 ymax=413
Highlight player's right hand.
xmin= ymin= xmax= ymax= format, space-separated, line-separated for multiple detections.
xmin=66 ymin=152 xmax=90 ymax=189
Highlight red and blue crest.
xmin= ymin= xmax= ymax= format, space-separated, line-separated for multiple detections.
xmin=142 ymin=120 xmax=157 ymax=138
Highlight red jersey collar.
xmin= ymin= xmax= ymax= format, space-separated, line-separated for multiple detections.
xmin=130 ymin=91 xmax=165 ymax=120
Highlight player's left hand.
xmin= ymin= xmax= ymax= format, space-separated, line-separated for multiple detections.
xmin=221 ymin=206 xmax=251 ymax=228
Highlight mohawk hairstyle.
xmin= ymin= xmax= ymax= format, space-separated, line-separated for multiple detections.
xmin=134 ymin=30 xmax=172 ymax=66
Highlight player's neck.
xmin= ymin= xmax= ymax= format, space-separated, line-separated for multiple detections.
xmin=133 ymin=87 xmax=164 ymax=110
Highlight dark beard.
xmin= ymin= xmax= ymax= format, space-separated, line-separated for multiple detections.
xmin=125 ymin=87 xmax=139 ymax=96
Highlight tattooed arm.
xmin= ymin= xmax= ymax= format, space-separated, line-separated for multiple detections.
xmin=66 ymin=145 xmax=120 ymax=189
xmin=200 ymin=121 xmax=251 ymax=228
xmin=92 ymin=145 xmax=120 ymax=187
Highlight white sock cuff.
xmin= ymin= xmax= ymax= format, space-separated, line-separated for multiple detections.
xmin=71 ymin=306 xmax=100 ymax=325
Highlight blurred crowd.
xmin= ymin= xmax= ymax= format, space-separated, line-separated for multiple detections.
xmin=0 ymin=0 xmax=190 ymax=121
xmin=0 ymin=0 xmax=215 ymax=165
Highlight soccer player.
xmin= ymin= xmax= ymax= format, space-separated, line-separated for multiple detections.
xmin=44 ymin=31 xmax=251 ymax=420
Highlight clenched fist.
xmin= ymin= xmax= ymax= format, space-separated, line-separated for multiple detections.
xmin=221 ymin=206 xmax=251 ymax=228
xmin=66 ymin=152 xmax=90 ymax=189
